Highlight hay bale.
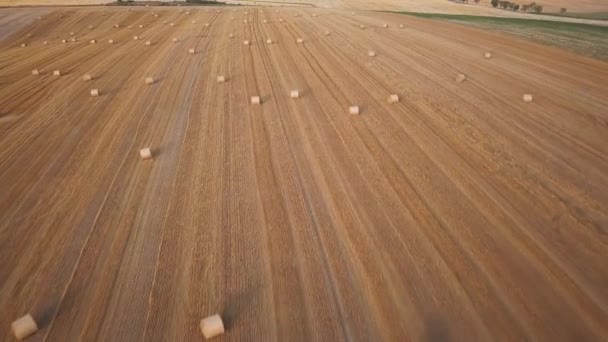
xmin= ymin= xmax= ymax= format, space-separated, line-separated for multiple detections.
xmin=70 ymin=32 xmax=75 ymax=36
xmin=399 ymin=24 xmax=405 ymax=29
xmin=170 ymin=23 xmax=175 ymax=27
xmin=32 ymin=69 xmax=39 ymax=76
xmin=173 ymin=37 xmax=179 ymax=43
xmin=290 ymin=90 xmax=300 ymax=99
xmin=90 ymin=39 xmax=96 ymax=44
xmin=145 ymin=77 xmax=154 ymax=85
xmin=192 ymin=20 xmax=197 ymax=24
xmin=71 ymin=37 xmax=77 ymax=42
xmin=368 ymin=51 xmax=376 ymax=57
xmin=228 ymin=33 xmax=234 ymax=38
xmin=163 ymin=20 xmax=168 ymax=24
xmin=189 ymin=48 xmax=195 ymax=54
xmin=263 ymin=20 xmax=267 ymax=23
xmin=216 ymin=10 xmax=221 ymax=13
xmin=251 ymin=96 xmax=261 ymax=104
xmin=43 ymin=41 xmax=48 ymax=45
xmin=108 ymin=39 xmax=114 ymax=44
xmin=266 ymin=38 xmax=272 ymax=44
xmin=349 ymin=106 xmax=360 ymax=115
xmin=360 ymin=25 xmax=366 ymax=29
xmin=133 ymin=36 xmax=139 ymax=40
xmin=26 ymin=33 xmax=32 ymax=37
xmin=139 ymin=24 xmax=144 ymax=28
xmin=484 ymin=52 xmax=492 ymax=59
xmin=279 ymin=18 xmax=284 ymax=22
xmin=231 ymin=17 xmax=235 ymax=20
xmin=388 ymin=94 xmax=399 ymax=103
xmin=61 ymin=39 xmax=67 ymax=43
xmin=83 ymin=74 xmax=92 ymax=81
xmin=383 ymin=24 xmax=388 ymax=28
xmin=324 ymin=31 xmax=330 ymax=36
xmin=200 ymin=315 xmax=224 ymax=340
xmin=205 ymin=23 xmax=210 ymax=27
xmin=186 ymin=11 xmax=191 ymax=15
xmin=88 ymin=25 xmax=94 ymax=29
xmin=90 ymin=89 xmax=99 ymax=97
xmin=53 ymin=70 xmax=61 ymax=76
xmin=140 ymin=147 xmax=153 ymax=160
xmin=11 ymin=314 xmax=38 ymax=340
xmin=456 ymin=73 xmax=466 ymax=83
xmin=243 ymin=40 xmax=250 ymax=46
xmin=296 ymin=38 xmax=303 ymax=44
xmin=243 ymin=19 xmax=248 ymax=23
xmin=145 ymin=40 xmax=152 ymax=46
xmin=217 ymin=76 xmax=226 ymax=83
xmin=20 ymin=43 xmax=27 ymax=47
xmin=275 ymin=10 xmax=280 ymax=13
xmin=114 ymin=24 xmax=120 ymax=28
xmin=523 ymin=94 xmax=533 ymax=103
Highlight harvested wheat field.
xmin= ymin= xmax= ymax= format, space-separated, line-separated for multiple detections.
xmin=1 ymin=5 xmax=608 ymax=341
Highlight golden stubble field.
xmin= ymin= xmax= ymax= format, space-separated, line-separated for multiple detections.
xmin=1 ymin=5 xmax=607 ymax=341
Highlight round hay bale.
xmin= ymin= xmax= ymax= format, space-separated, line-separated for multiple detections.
xmin=108 ymin=39 xmax=114 ymax=44
xmin=205 ymin=23 xmax=210 ymax=27
xmin=170 ymin=23 xmax=175 ymax=27
xmin=523 ymin=94 xmax=533 ymax=103
xmin=83 ymin=74 xmax=92 ymax=81
xmin=21 ymin=43 xmax=27 ymax=47
xmin=43 ymin=40 xmax=48 ymax=45
xmin=133 ymin=36 xmax=139 ymax=40
xmin=360 ymin=25 xmax=366 ymax=29
xmin=61 ymin=39 xmax=67 ymax=43
xmin=191 ymin=20 xmax=197 ymax=24
xmin=145 ymin=40 xmax=152 ymax=46
xmin=266 ymin=38 xmax=272 ymax=44
xmin=368 ymin=51 xmax=376 ymax=57
xmin=263 ymin=20 xmax=267 ymax=23
xmin=140 ymin=147 xmax=153 ymax=160
xmin=90 ymin=89 xmax=99 ymax=97
xmin=114 ymin=24 xmax=120 ymax=28
xmin=279 ymin=18 xmax=284 ymax=22
xmin=32 ymin=69 xmax=39 ymax=75
xmin=90 ymin=39 xmax=96 ymax=44
xmin=290 ymin=90 xmax=300 ymax=99
xmin=296 ymin=38 xmax=303 ymax=44
xmin=11 ymin=314 xmax=38 ymax=340
xmin=71 ymin=37 xmax=77 ymax=42
xmin=173 ymin=37 xmax=179 ymax=43
xmin=243 ymin=40 xmax=250 ymax=46
xmin=456 ymin=73 xmax=466 ymax=83
xmin=145 ymin=77 xmax=154 ymax=85
xmin=243 ymin=19 xmax=248 ymax=23
xmin=383 ymin=24 xmax=388 ymax=28
xmin=484 ymin=52 xmax=492 ymax=59
xmin=399 ymin=24 xmax=405 ymax=28
xmin=189 ymin=48 xmax=195 ymax=54
xmin=349 ymin=106 xmax=360 ymax=115
xmin=70 ymin=32 xmax=75 ymax=36
xmin=324 ymin=31 xmax=330 ymax=36
xmin=228 ymin=33 xmax=234 ymax=38
xmin=200 ymin=315 xmax=224 ymax=340
xmin=251 ymin=96 xmax=261 ymax=104
xmin=53 ymin=70 xmax=61 ymax=76
xmin=217 ymin=75 xmax=226 ymax=83
xmin=139 ymin=24 xmax=144 ymax=28
xmin=88 ymin=25 xmax=94 ymax=29
xmin=388 ymin=94 xmax=399 ymax=103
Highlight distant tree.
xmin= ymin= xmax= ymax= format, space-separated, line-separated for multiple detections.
xmin=513 ymin=4 xmax=520 ymax=10
xmin=560 ymin=8 xmax=567 ymax=14
xmin=474 ymin=0 xmax=480 ymax=3
xmin=491 ymin=0 xmax=499 ymax=7
xmin=534 ymin=5 xmax=543 ymax=12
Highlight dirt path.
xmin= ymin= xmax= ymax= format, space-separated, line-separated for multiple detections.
xmin=0 ymin=6 xmax=607 ymax=341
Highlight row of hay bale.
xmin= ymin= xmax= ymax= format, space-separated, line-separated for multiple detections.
xmin=12 ymin=313 xmax=225 ymax=340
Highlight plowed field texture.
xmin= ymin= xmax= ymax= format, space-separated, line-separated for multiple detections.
xmin=1 ymin=6 xmax=608 ymax=342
